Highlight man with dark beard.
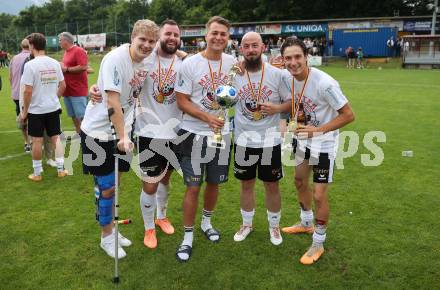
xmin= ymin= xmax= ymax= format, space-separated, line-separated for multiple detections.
xmin=231 ymin=32 xmax=292 ymax=245
xmin=135 ymin=19 xmax=184 ymax=249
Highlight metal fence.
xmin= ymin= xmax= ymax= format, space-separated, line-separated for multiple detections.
xmin=0 ymin=18 xmax=144 ymax=53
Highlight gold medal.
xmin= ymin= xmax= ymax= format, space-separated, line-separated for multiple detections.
xmin=253 ymin=111 xmax=262 ymax=120
xmin=288 ymin=120 xmax=297 ymax=132
xmin=157 ymin=92 xmax=164 ymax=103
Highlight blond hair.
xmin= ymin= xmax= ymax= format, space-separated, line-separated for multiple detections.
xmin=131 ymin=19 xmax=160 ymax=39
xmin=205 ymin=16 xmax=231 ymax=32
xmin=21 ymin=38 xmax=29 ymax=49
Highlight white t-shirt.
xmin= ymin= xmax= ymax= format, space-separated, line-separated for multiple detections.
xmin=293 ymin=67 xmax=348 ymax=156
xmin=135 ymin=51 xmax=183 ymax=139
xmin=81 ymin=44 xmax=149 ymax=141
xmin=175 ymin=52 xmax=235 ymax=136
xmin=21 ymin=56 xmax=64 ymax=114
xmin=234 ymin=64 xmax=291 ymax=148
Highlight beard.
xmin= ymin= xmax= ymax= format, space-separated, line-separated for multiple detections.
xmin=160 ymin=39 xmax=180 ymax=55
xmin=244 ymin=55 xmax=262 ymax=71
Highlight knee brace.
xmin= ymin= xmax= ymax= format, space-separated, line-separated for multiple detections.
xmin=94 ymin=172 xmax=116 ymax=226
xmin=95 ymin=172 xmax=116 ymax=192
xmin=98 ymin=195 xmax=114 ymax=226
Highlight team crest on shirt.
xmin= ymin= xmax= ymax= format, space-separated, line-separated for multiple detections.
xmin=199 ymin=72 xmax=228 ymax=111
xmin=113 ymin=66 xmax=120 ymax=86
xmin=149 ymin=69 xmax=177 ymax=104
xmin=238 ymin=82 xmax=273 ymax=121
xmin=128 ymin=69 xmax=148 ymax=106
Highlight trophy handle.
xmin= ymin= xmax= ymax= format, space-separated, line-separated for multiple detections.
xmin=227 ymin=64 xmax=241 ymax=86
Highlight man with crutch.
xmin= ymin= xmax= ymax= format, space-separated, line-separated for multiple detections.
xmin=80 ymin=19 xmax=159 ymax=269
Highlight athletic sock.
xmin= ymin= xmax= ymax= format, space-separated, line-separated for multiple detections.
xmin=55 ymin=157 xmax=64 ymax=172
xmin=300 ymin=209 xmax=314 ymax=227
xmin=312 ymin=221 xmax=327 ymax=247
xmin=32 ymin=160 xmax=42 ymax=176
xmin=241 ymin=208 xmax=255 ymax=227
xmin=201 ymin=209 xmax=213 ymax=232
xmin=182 ymin=226 xmax=194 ymax=247
xmin=177 ymin=226 xmax=194 ymax=260
xmin=156 ymin=182 xmax=169 ymax=219
xmin=267 ymin=210 xmax=281 ymax=228
xmin=140 ymin=190 xmax=157 ymax=230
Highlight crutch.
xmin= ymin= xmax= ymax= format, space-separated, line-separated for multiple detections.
xmin=113 ymin=153 xmax=120 ymax=283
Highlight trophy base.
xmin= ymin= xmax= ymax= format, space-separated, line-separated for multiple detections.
xmin=207 ymin=135 xmax=226 ymax=149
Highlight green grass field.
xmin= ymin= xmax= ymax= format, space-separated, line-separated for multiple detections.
xmin=0 ymin=56 xmax=439 ymax=289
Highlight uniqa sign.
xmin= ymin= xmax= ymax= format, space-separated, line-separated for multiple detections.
xmin=282 ymin=24 xmax=328 ymax=33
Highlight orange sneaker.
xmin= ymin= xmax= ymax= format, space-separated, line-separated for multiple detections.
xmin=28 ymin=174 xmax=42 ymax=182
xmin=57 ymin=169 xmax=68 ymax=178
xmin=155 ymin=218 xmax=175 ymax=235
xmin=143 ymin=229 xmax=157 ymax=249
xmin=282 ymin=222 xmax=314 ymax=234
xmin=300 ymin=244 xmax=324 ymax=265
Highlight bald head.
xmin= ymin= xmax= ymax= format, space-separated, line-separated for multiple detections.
xmin=240 ymin=31 xmax=265 ymax=72
xmin=241 ymin=32 xmax=263 ymax=44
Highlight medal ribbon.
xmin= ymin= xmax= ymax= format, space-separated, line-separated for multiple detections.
xmin=245 ymin=62 xmax=265 ymax=105
xmin=204 ymin=51 xmax=223 ymax=93
xmin=291 ymin=68 xmax=310 ymax=120
xmin=157 ymin=54 xmax=176 ymax=94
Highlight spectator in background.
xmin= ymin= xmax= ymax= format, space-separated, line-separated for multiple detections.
xmin=387 ymin=37 xmax=394 ymax=57
xmin=0 ymin=50 xmax=6 ymax=67
xmin=21 ymin=50 xmax=57 ymax=167
xmin=20 ymin=33 xmax=67 ymax=181
xmin=277 ymin=37 xmax=283 ymax=47
xmin=58 ymin=32 xmax=89 ymax=135
xmin=346 ymin=46 xmax=356 ymax=69
xmin=9 ymin=38 xmax=31 ymax=152
xmin=356 ymin=47 xmax=364 ymax=69
xmin=396 ymin=38 xmax=402 ymax=57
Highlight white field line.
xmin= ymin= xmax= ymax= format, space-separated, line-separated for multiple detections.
xmin=340 ymin=80 xmax=440 ymax=89
xmin=0 ymin=128 xmax=76 ymax=134
xmin=0 ymin=152 xmax=28 ymax=161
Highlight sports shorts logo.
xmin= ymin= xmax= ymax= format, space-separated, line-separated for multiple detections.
xmin=234 ymin=168 xmax=247 ymax=174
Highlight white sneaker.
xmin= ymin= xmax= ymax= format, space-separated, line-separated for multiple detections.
xmin=269 ymin=226 xmax=283 ymax=246
xmin=100 ymin=234 xmax=127 ymax=259
xmin=46 ymin=159 xmax=57 ymax=167
xmin=233 ymin=225 xmax=253 ymax=242
xmin=113 ymin=228 xmax=132 ymax=247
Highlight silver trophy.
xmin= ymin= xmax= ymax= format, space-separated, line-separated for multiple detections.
xmin=208 ymin=64 xmax=241 ymax=148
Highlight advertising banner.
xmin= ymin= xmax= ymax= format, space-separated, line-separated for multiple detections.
xmin=77 ymin=33 xmax=106 ymax=48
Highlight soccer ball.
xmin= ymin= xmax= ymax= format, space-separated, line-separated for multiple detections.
xmin=161 ymin=83 xmax=173 ymax=96
xmin=245 ymin=96 xmax=258 ymax=111
xmin=215 ymin=85 xmax=238 ymax=107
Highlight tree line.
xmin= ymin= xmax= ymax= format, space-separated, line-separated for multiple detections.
xmin=0 ymin=0 xmax=435 ymax=50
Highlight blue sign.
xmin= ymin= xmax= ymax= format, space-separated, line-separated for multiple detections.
xmin=282 ymin=24 xmax=328 ymax=34
xmin=230 ymin=25 xmax=256 ymax=36
xmin=403 ymin=21 xmax=440 ymax=32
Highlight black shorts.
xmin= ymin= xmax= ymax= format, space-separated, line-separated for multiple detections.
xmin=28 ymin=109 xmax=61 ymax=137
xmin=80 ymin=130 xmax=132 ymax=176
xmin=292 ymin=139 xmax=334 ymax=183
xmin=14 ymin=100 xmax=20 ymax=116
xmin=234 ymin=144 xmax=283 ymax=182
xmin=175 ymin=129 xmax=231 ymax=186
xmin=138 ymin=136 xmax=175 ymax=177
